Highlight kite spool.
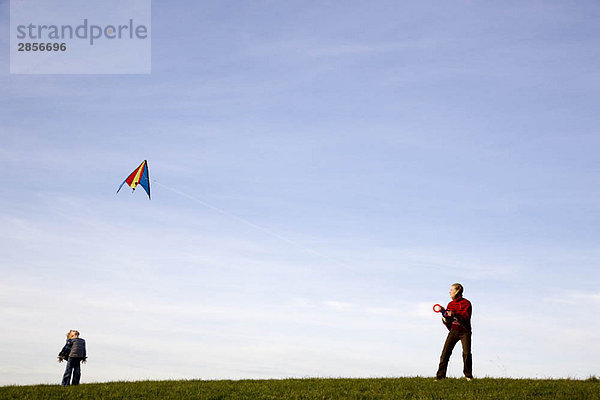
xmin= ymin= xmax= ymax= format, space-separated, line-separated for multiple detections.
xmin=433 ymin=304 xmax=448 ymax=317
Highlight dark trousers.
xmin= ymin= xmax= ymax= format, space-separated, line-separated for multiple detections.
xmin=436 ymin=330 xmax=472 ymax=379
xmin=61 ymin=357 xmax=83 ymax=386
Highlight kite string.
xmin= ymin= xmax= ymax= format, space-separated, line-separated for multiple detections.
xmin=153 ymin=180 xmax=350 ymax=267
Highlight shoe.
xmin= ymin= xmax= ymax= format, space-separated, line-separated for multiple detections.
xmin=465 ymin=377 xmax=473 ymax=381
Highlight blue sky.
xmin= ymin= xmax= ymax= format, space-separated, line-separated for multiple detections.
xmin=1 ymin=0 xmax=599 ymax=384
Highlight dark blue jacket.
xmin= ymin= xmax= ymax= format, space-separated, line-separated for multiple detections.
xmin=58 ymin=339 xmax=72 ymax=359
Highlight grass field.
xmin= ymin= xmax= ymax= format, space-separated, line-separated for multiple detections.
xmin=1 ymin=377 xmax=598 ymax=400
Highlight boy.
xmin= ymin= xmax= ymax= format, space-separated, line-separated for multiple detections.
xmin=435 ymin=283 xmax=473 ymax=380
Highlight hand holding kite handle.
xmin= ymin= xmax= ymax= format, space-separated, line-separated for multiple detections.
xmin=433 ymin=304 xmax=447 ymax=317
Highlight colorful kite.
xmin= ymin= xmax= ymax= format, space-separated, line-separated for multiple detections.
xmin=116 ymin=160 xmax=151 ymax=199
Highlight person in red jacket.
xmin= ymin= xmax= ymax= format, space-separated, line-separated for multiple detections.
xmin=435 ymin=283 xmax=473 ymax=380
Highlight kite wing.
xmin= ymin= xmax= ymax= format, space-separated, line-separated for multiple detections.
xmin=117 ymin=160 xmax=151 ymax=199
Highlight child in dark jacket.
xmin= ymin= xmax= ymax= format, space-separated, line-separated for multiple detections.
xmin=59 ymin=330 xmax=87 ymax=386
xmin=57 ymin=331 xmax=73 ymax=363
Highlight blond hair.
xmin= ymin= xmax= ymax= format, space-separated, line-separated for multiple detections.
xmin=452 ymin=283 xmax=464 ymax=297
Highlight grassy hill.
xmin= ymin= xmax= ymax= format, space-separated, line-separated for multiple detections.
xmin=1 ymin=377 xmax=598 ymax=400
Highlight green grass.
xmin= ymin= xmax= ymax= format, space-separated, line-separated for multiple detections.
xmin=1 ymin=377 xmax=598 ymax=400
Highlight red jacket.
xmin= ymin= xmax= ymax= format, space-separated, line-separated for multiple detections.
xmin=444 ymin=297 xmax=472 ymax=333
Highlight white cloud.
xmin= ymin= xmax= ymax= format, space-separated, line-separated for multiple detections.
xmin=544 ymin=290 xmax=600 ymax=305
xmin=323 ymin=300 xmax=352 ymax=311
